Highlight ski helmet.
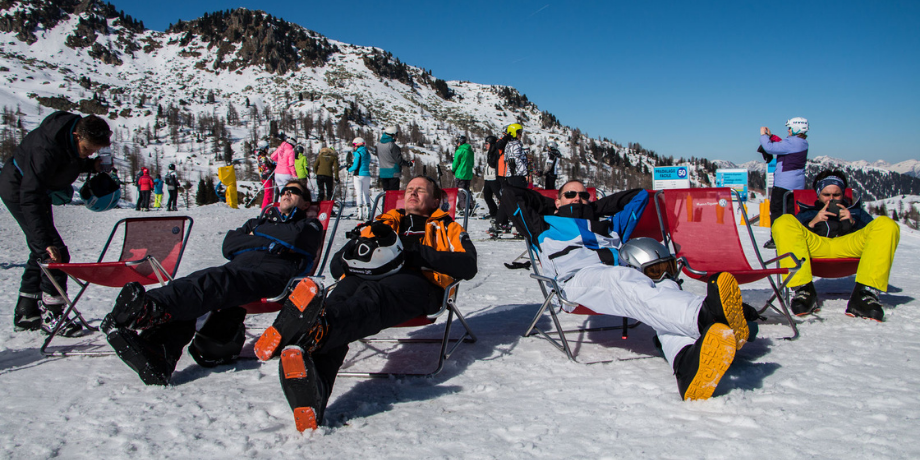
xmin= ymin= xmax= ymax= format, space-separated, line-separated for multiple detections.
xmin=506 ymin=123 xmax=524 ymax=138
xmin=80 ymin=173 xmax=122 ymax=212
xmin=383 ymin=126 xmax=399 ymax=136
xmin=168 ymin=163 xmax=176 ymax=170
xmin=353 ymin=137 xmax=365 ymax=145
xmin=341 ymin=227 xmax=405 ymax=280
xmin=256 ymin=140 xmax=269 ymax=150
xmin=294 ymin=145 xmax=305 ymax=155
xmin=619 ymin=238 xmax=678 ymax=283
xmin=547 ymin=141 xmax=559 ymax=150
xmin=785 ymin=117 xmax=809 ymax=135
xmin=485 ymin=135 xmax=498 ymax=144
xmin=456 ymin=135 xmax=467 ymax=145
xmin=288 ymin=137 xmax=299 ymax=146
xmin=142 ymin=167 xmax=149 ymax=174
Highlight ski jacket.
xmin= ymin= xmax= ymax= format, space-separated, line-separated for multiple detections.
xmin=504 ymin=138 xmax=528 ymax=177
xmin=795 ymin=198 xmax=873 ymax=238
xmin=451 ymin=143 xmax=474 ymax=181
xmin=544 ymin=150 xmax=560 ymax=176
xmin=258 ymin=155 xmax=275 ymax=181
xmin=0 ymin=111 xmax=96 ymax=249
xmin=138 ymin=173 xmax=154 ymax=191
xmin=313 ymin=148 xmax=340 ymax=179
xmin=222 ymin=205 xmax=324 ymax=275
xmin=332 ymin=208 xmax=477 ymax=289
xmin=153 ymin=178 xmax=163 ymax=194
xmin=348 ymin=145 xmax=371 ymax=177
xmin=270 ymin=141 xmax=296 ymax=176
xmin=502 ymin=184 xmax=649 ymax=283
xmin=760 ymin=134 xmax=808 ymax=190
xmin=165 ymin=171 xmax=179 ymax=191
xmin=494 ymin=135 xmax=510 ymax=177
xmin=295 ymin=154 xmax=309 ymax=179
xmin=376 ymin=134 xmax=408 ymax=179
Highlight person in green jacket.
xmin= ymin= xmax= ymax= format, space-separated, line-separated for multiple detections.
xmin=451 ymin=135 xmax=474 ymax=212
xmin=294 ymin=145 xmax=309 ymax=180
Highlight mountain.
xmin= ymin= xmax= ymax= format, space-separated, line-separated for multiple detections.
xmin=0 ymin=0 xmax=915 ymax=204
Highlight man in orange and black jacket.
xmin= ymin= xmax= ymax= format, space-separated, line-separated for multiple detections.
xmin=254 ymin=175 xmax=477 ymax=431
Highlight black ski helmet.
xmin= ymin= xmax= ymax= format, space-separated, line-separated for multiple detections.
xmin=295 ymin=145 xmax=305 ymax=155
xmin=456 ymin=135 xmax=468 ymax=145
xmin=168 ymin=163 xmax=176 ymax=170
xmin=485 ymin=135 xmax=498 ymax=144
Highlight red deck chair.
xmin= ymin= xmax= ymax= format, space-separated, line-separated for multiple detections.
xmin=655 ymin=188 xmax=803 ymax=339
xmin=337 ymin=188 xmax=476 ymax=378
xmin=782 ymin=188 xmax=861 ymax=279
xmin=240 ymin=200 xmax=343 ymax=315
xmin=38 ymin=216 xmax=194 ymax=356
xmin=520 ymin=187 xmax=657 ymax=362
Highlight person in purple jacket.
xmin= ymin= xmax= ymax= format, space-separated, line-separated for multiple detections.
xmin=760 ymin=117 xmax=809 ymax=248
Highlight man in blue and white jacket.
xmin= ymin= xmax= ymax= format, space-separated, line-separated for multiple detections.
xmin=502 ymin=180 xmax=751 ymax=401
xmin=760 ymin=117 xmax=809 ymax=246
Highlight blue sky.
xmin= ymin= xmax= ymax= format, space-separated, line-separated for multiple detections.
xmin=120 ymin=1 xmax=919 ymax=165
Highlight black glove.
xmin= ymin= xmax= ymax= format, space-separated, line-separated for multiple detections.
xmin=369 ymin=221 xmax=395 ymax=239
xmin=757 ymin=145 xmax=773 ymax=163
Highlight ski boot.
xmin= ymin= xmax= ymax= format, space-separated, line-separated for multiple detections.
xmin=254 ymin=278 xmax=327 ymax=361
xmin=14 ymin=294 xmax=42 ymax=331
xmin=39 ymin=293 xmax=84 ymax=337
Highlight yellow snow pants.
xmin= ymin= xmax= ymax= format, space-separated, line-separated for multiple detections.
xmin=773 ymin=214 xmax=900 ymax=291
xmin=154 ymin=193 xmax=163 ymax=208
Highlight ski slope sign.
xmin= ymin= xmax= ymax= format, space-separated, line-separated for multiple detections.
xmin=653 ymin=166 xmax=690 ymax=190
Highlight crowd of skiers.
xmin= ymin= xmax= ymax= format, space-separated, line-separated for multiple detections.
xmin=2 ymin=111 xmax=902 ymax=434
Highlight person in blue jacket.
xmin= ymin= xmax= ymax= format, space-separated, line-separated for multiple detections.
xmin=348 ymin=137 xmax=372 ymax=220
xmin=760 ymin=117 xmax=809 ymax=248
xmin=152 ymin=174 xmax=164 ymax=208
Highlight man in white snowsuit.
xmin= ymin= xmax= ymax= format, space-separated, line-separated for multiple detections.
xmin=502 ymin=180 xmax=750 ymax=400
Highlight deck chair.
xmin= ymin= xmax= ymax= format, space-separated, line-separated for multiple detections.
xmin=38 ymin=216 xmax=194 ymax=356
xmin=338 ymin=187 xmax=477 ymax=378
xmin=520 ymin=188 xmax=654 ymax=362
xmin=655 ymin=188 xmax=803 ymax=339
xmin=241 ymin=199 xmax=344 ymax=315
xmin=782 ymin=188 xmax=861 ymax=279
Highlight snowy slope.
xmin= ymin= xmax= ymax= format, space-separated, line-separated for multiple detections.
xmin=2 ymin=199 xmax=920 ymax=458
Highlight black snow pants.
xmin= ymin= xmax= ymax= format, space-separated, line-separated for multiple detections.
xmin=0 ymin=164 xmax=70 ymax=296
xmin=482 ymin=179 xmax=500 ymax=218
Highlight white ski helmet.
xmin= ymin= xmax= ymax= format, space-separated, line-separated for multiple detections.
xmin=785 ymin=117 xmax=809 ymax=135
xmin=383 ymin=126 xmax=398 ymax=136
xmin=619 ymin=237 xmax=678 ymax=283
xmin=341 ymin=226 xmax=404 ymax=280
xmin=547 ymin=141 xmax=558 ymax=150
xmin=353 ymin=137 xmax=365 ymax=145
xmin=256 ymin=140 xmax=269 ymax=149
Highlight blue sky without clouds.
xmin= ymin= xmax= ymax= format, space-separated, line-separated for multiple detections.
xmin=119 ymin=0 xmax=919 ymax=165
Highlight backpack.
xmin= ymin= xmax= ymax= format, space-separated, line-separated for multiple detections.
xmin=487 ymin=144 xmax=500 ymax=169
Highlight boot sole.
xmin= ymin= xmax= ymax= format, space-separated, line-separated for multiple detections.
xmin=106 ymin=329 xmax=170 ymax=386
xmin=683 ymin=324 xmax=736 ymax=401
xmin=254 ymin=279 xmax=323 ymax=361
xmin=280 ymin=346 xmax=320 ymax=432
xmin=715 ymin=273 xmax=749 ymax=350
xmin=845 ymin=311 xmax=883 ymax=323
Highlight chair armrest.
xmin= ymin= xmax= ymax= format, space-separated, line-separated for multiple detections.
xmin=529 ymin=273 xmax=579 ymax=308
xmin=762 ymin=252 xmax=804 ymax=270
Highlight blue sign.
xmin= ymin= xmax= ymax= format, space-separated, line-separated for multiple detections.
xmin=653 ymin=166 xmax=691 ymax=190
xmin=716 ymin=169 xmax=749 ymax=202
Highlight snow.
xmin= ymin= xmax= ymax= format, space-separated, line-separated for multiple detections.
xmin=3 ymin=198 xmax=920 ymax=458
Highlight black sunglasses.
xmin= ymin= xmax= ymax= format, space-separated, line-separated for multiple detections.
xmin=280 ymin=186 xmax=305 ymax=198
xmin=562 ymin=191 xmax=590 ymax=200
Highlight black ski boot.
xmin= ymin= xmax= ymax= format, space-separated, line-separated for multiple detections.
xmin=845 ymin=283 xmax=884 ymax=322
xmin=762 ymin=238 xmax=776 ymax=249
xmin=14 ymin=295 xmax=42 ymax=331
xmin=674 ymin=323 xmax=736 ymax=401
xmin=790 ymin=282 xmax=819 ymax=316
xmin=106 ymin=328 xmax=178 ymax=386
xmin=698 ymin=272 xmax=748 ymax=350
xmin=279 ymin=345 xmax=329 ymax=432
xmin=101 ymin=282 xmax=171 ymax=332
xmin=254 ymin=278 xmax=326 ymax=361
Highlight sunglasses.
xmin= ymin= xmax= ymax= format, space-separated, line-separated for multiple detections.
xmin=280 ymin=186 xmax=305 ymax=198
xmin=562 ymin=191 xmax=590 ymax=200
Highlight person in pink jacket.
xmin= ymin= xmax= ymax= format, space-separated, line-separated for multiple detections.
xmin=271 ymin=133 xmax=296 ymax=197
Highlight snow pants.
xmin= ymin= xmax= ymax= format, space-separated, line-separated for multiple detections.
xmin=561 ymin=265 xmax=704 ymax=366
xmin=261 ymin=178 xmax=274 ymax=209
xmin=769 ymin=186 xmax=796 ymax=224
xmin=274 ymin=173 xmax=293 ymax=197
xmin=167 ymin=190 xmax=178 ymax=211
xmin=482 ymin=179 xmax=500 ymax=218
xmin=353 ymin=175 xmax=371 ymax=207
xmin=312 ymin=271 xmax=444 ymax=394
xmin=0 ymin=164 xmax=70 ymax=297
xmin=380 ymin=177 xmax=400 ymax=192
xmin=153 ymin=193 xmax=163 ymax=208
xmin=136 ymin=190 xmax=150 ymax=210
xmin=773 ymin=214 xmax=900 ymax=291
xmin=316 ymin=175 xmax=335 ymax=202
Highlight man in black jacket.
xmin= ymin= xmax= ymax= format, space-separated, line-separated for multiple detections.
xmin=0 ymin=111 xmax=111 ymax=333
xmin=101 ymin=179 xmax=324 ymax=386
xmin=253 ymin=175 xmax=478 ymax=431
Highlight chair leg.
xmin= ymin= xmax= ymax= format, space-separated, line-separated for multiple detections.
xmin=38 ymin=265 xmax=101 ymax=356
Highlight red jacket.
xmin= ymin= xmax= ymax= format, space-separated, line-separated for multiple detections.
xmin=138 ymin=173 xmax=154 ymax=191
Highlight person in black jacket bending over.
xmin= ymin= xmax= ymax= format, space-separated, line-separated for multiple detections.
xmin=0 ymin=111 xmax=112 ymax=333
xmin=101 ymin=179 xmax=324 ymax=386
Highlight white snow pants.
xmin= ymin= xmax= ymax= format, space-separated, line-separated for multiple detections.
xmin=274 ymin=173 xmax=293 ymax=196
xmin=353 ymin=175 xmax=371 ymax=207
xmin=561 ymin=265 xmax=704 ymax=366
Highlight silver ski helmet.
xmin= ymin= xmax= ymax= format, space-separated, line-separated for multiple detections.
xmin=619 ymin=237 xmax=678 ymax=283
